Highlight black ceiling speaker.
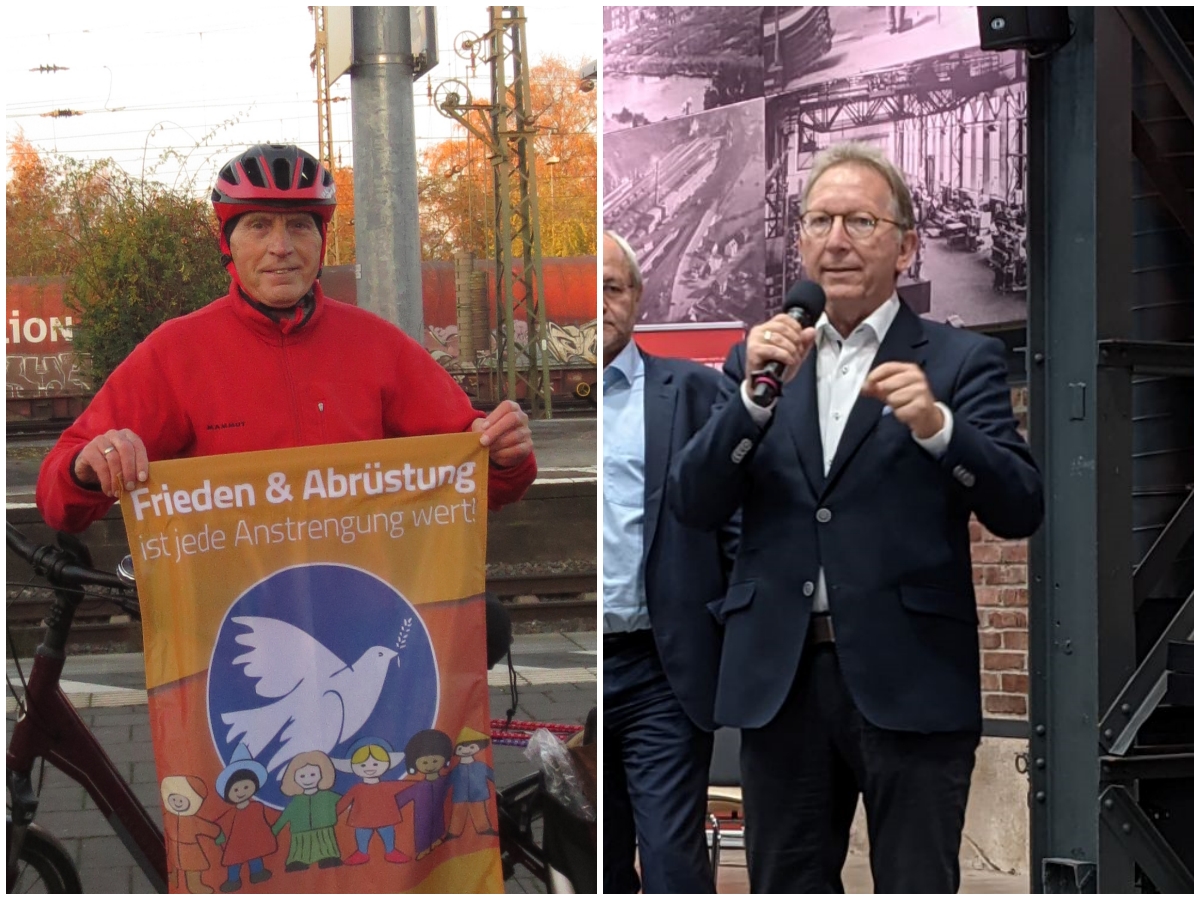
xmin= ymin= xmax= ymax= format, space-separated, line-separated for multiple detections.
xmin=978 ymin=7 xmax=1072 ymax=53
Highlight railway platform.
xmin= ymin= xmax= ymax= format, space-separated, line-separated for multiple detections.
xmin=5 ymin=633 xmax=596 ymax=894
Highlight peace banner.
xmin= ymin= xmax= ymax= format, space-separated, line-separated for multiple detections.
xmin=120 ymin=433 xmax=503 ymax=893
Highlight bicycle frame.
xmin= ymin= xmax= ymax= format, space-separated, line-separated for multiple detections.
xmin=8 ymin=653 xmax=169 ymax=891
xmin=6 ymin=523 xmax=168 ymax=891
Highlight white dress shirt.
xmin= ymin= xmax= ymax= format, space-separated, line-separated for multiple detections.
xmin=602 ymin=339 xmax=650 ymax=633
xmin=740 ymin=295 xmax=953 ymax=613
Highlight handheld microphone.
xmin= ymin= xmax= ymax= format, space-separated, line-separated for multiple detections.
xmin=750 ymin=281 xmax=826 ymax=407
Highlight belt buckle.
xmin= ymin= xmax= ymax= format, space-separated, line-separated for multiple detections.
xmin=808 ymin=615 xmax=835 ymax=646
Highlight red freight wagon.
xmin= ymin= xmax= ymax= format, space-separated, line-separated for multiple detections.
xmin=7 ymin=258 xmax=597 ymax=417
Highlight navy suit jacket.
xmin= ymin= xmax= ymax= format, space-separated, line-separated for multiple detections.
xmin=668 ymin=303 xmax=1043 ymax=733
xmin=639 ymin=350 xmax=739 ymax=732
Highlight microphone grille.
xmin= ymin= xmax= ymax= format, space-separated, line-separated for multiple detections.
xmin=783 ymin=281 xmax=826 ymax=321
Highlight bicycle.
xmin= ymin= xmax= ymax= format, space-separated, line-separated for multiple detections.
xmin=6 ymin=520 xmax=595 ymax=893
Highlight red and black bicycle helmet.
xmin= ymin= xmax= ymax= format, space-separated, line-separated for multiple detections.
xmin=211 ymin=144 xmax=336 ymax=256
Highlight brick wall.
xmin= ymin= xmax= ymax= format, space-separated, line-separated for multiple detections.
xmin=973 ymin=386 xmax=1031 ymax=720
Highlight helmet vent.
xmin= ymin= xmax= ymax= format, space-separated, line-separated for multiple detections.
xmin=298 ymin=158 xmax=317 ymax=189
xmin=242 ymin=158 xmax=268 ymax=188
xmin=272 ymin=158 xmax=292 ymax=190
xmin=322 ymin=169 xmax=334 ymax=188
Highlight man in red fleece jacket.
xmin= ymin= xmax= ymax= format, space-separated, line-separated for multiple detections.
xmin=37 ymin=144 xmax=536 ymax=533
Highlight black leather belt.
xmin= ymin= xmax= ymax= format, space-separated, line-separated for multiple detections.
xmin=603 ymin=629 xmax=655 ymax=654
xmin=807 ymin=614 xmax=836 ymax=646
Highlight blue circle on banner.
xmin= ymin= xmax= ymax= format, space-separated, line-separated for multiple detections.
xmin=206 ymin=564 xmax=438 ymax=810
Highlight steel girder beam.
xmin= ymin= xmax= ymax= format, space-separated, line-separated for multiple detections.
xmin=1027 ymin=7 xmax=1139 ymax=892
xmin=1116 ymin=7 xmax=1193 ymax=122
xmin=1029 ymin=7 xmax=1194 ymax=893
xmin=1132 ymin=491 xmax=1194 ymax=611
xmin=1098 ymin=593 xmax=1194 ymax=755
xmin=1099 ymin=785 xmax=1194 ymax=893
xmin=1130 ymin=114 xmax=1194 ymax=238
xmin=1097 ymin=339 xmax=1195 ymax=377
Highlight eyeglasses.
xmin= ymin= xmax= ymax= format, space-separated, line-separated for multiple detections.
xmin=799 ymin=211 xmax=906 ymax=240
xmin=603 ymin=281 xmax=634 ymax=299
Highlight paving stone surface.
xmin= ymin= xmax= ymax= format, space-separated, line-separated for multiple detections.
xmin=7 ymin=634 xmax=596 ymax=893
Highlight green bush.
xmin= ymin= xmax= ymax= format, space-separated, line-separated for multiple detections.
xmin=64 ymin=170 xmax=228 ymax=385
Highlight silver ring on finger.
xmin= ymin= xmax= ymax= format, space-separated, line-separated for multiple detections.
xmin=763 ymin=329 xmax=774 ymax=343
xmin=101 ymin=445 xmax=116 ymax=456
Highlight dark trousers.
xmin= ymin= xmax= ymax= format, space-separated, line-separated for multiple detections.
xmin=603 ymin=631 xmax=715 ymax=893
xmin=741 ymin=645 xmax=978 ymax=893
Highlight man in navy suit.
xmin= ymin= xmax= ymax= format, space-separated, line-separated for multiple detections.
xmin=668 ymin=143 xmax=1043 ymax=892
xmin=602 ymin=231 xmax=737 ymax=893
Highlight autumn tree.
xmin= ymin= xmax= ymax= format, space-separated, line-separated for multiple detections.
xmin=6 ymin=132 xmax=109 ymax=278
xmin=324 ymin=164 xmax=356 ymax=265
xmin=416 ymin=55 xmax=597 ymax=261
xmin=7 ymin=136 xmax=228 ymax=383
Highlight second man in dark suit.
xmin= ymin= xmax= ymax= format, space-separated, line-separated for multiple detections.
xmin=602 ymin=230 xmax=737 ymax=893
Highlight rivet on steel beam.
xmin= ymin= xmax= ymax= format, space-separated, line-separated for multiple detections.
xmin=1035 ymin=724 xmax=1046 ymax=736
xmin=1122 ymin=823 xmax=1132 ymax=834
xmin=1120 ymin=703 xmax=1131 ymax=715
xmin=1103 ymin=728 xmax=1114 ymax=739
xmin=1103 ymin=798 xmax=1115 ymax=810
xmin=1036 ymin=758 xmax=1045 ymax=769
xmin=1035 ymin=791 xmax=1047 ymax=803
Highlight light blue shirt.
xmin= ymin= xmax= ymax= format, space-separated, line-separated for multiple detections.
xmin=602 ymin=339 xmax=650 ymax=634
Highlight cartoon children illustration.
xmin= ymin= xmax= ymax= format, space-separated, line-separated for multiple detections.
xmin=396 ymin=729 xmax=453 ymax=859
xmin=160 ymin=775 xmax=221 ymax=894
xmin=212 ymin=745 xmax=277 ymax=891
xmin=271 ymin=751 xmax=343 ymax=872
xmin=443 ymin=726 xmax=499 ymax=840
xmin=333 ymin=736 xmax=410 ymax=865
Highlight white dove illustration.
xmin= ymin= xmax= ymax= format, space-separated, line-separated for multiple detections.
xmin=219 ymin=616 xmax=398 ymax=774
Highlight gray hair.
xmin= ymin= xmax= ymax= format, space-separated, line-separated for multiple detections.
xmin=603 ymin=230 xmax=643 ymax=290
xmin=802 ymin=142 xmax=915 ymax=230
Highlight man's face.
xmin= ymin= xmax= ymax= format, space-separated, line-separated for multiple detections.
xmin=602 ymin=236 xmax=641 ymax=367
xmin=229 ymin=211 xmax=323 ymax=308
xmin=799 ymin=163 xmax=916 ymax=319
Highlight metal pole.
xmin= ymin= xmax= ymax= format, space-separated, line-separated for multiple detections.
xmin=350 ymin=6 xmax=423 ymax=339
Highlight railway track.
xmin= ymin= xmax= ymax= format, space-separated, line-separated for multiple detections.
xmin=7 ymin=401 xmax=596 ymax=446
xmin=6 ymin=570 xmax=596 ymax=655
xmin=5 ymin=417 xmax=77 ymax=443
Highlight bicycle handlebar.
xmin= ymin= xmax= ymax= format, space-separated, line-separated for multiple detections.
xmin=6 ymin=521 xmax=130 ymax=592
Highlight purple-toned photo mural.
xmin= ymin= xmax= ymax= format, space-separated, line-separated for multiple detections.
xmin=603 ymin=6 xmax=1029 ymax=331
xmin=604 ymin=101 xmax=767 ymax=325
xmin=603 ymin=7 xmax=765 ymax=134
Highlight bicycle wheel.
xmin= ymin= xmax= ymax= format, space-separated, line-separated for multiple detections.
xmin=7 ymin=824 xmax=82 ymax=893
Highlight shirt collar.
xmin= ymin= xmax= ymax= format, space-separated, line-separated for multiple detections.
xmin=815 ymin=294 xmax=901 ymax=348
xmin=606 ymin=338 xmax=643 ymax=387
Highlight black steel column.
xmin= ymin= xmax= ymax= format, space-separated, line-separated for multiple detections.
xmin=1027 ymin=7 xmax=1138 ymax=892
xmin=1029 ymin=6 xmax=1194 ymax=893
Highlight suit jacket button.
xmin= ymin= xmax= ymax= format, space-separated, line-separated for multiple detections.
xmin=816 ymin=508 xmax=832 ymax=523
xmin=731 ymin=437 xmax=754 ymax=464
xmin=953 ymin=465 xmax=977 ymax=487
xmin=803 ymin=581 xmax=815 ymax=597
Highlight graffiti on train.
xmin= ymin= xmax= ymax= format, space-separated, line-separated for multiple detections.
xmin=6 ymin=352 xmax=92 ymax=397
xmin=426 ymin=320 xmax=597 ymax=372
